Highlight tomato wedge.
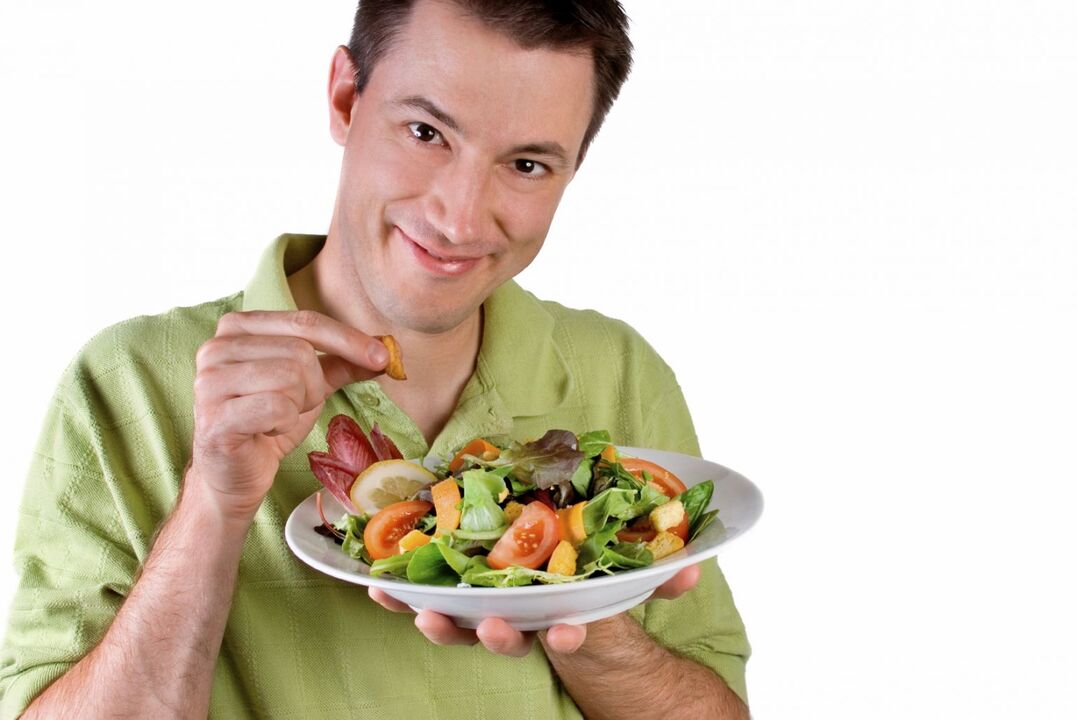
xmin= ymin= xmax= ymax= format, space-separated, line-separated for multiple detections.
xmin=619 ymin=458 xmax=688 ymax=498
xmin=363 ymin=500 xmax=433 ymax=560
xmin=487 ymin=501 xmax=561 ymax=570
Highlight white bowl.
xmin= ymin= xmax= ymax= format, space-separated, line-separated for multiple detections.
xmin=285 ymin=446 xmax=763 ymax=631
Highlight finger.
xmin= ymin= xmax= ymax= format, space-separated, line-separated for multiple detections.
xmin=542 ymin=623 xmax=587 ymax=654
xmin=194 ymin=359 xmax=310 ymax=413
xmin=368 ymin=587 xmax=415 ymax=614
xmin=651 ymin=564 xmax=702 ymax=601
xmin=414 ymin=610 xmax=480 ymax=647
xmin=475 ymin=618 xmax=535 ymax=657
xmin=208 ymin=391 xmax=303 ymax=440
xmin=214 ymin=310 xmax=389 ymax=376
xmin=196 ymin=334 xmax=319 ymax=369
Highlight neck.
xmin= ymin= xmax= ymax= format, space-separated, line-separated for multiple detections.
xmin=288 ymin=231 xmax=482 ymax=444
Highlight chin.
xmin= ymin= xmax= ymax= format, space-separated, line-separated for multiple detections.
xmin=381 ymin=296 xmax=479 ymax=336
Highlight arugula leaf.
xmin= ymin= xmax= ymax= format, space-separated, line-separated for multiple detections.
xmin=459 ymin=556 xmax=591 ymax=587
xmin=406 ymin=542 xmax=459 ymax=586
xmin=603 ymin=541 xmax=654 ymax=568
xmin=576 ymin=430 xmax=613 ymax=458
xmin=590 ymin=460 xmax=643 ymax=497
xmin=583 ymin=485 xmax=667 ymax=535
xmin=577 ymin=542 xmax=653 ymax=577
xmin=576 ymin=518 xmax=625 ymax=568
xmin=582 ymin=488 xmax=635 ymax=535
xmin=459 ymin=469 xmax=508 ymax=534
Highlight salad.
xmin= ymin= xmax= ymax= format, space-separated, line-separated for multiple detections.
xmin=307 ymin=415 xmax=720 ymax=588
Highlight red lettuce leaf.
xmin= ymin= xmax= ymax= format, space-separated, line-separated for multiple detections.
xmin=501 ymin=430 xmax=585 ymax=506
xmin=369 ymin=423 xmax=404 ymax=461
xmin=326 ymin=414 xmax=377 ymax=475
xmin=307 ymin=451 xmax=360 ymax=514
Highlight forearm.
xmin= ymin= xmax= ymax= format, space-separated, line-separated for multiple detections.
xmin=539 ymin=612 xmax=748 ymax=720
xmin=24 ymin=475 xmax=250 ymax=719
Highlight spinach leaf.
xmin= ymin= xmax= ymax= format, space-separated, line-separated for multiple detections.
xmin=406 ymin=542 xmax=460 ymax=586
xmin=432 ymin=536 xmax=471 ymax=576
xmin=689 ymin=509 xmax=721 ymax=543
xmin=570 ymin=458 xmax=594 ymax=498
xmin=674 ymin=480 xmax=714 ymax=533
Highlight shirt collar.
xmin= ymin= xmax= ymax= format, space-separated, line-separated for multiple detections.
xmin=242 ymin=233 xmax=325 ymax=312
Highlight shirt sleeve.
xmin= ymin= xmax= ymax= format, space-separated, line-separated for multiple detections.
xmin=0 ymin=368 xmax=140 ymax=719
xmin=631 ymin=353 xmax=752 ymax=705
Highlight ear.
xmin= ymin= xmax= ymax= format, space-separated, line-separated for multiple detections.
xmin=328 ymin=46 xmax=359 ymax=146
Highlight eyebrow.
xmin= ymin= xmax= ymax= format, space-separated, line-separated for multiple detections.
xmin=394 ymin=95 xmax=463 ymax=135
xmin=393 ymin=94 xmax=571 ymax=169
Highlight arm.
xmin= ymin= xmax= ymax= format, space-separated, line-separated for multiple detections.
xmin=538 ymin=612 xmax=748 ymax=720
xmin=22 ymin=476 xmax=248 ymax=718
xmin=18 ymin=311 xmax=388 ymax=718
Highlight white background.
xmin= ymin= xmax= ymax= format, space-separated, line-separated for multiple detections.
xmin=2 ymin=1 xmax=1075 ymax=717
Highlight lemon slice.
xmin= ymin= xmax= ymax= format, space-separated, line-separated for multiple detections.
xmin=349 ymin=459 xmax=437 ymax=514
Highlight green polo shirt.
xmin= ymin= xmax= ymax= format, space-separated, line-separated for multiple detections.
xmin=0 ymin=234 xmax=749 ymax=718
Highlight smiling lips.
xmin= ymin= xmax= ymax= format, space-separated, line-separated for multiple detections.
xmin=398 ymin=226 xmax=483 ymax=277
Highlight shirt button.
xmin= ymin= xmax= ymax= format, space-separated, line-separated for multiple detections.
xmin=361 ymin=394 xmax=380 ymax=408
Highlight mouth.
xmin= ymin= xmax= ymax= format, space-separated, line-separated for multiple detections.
xmin=397 ymin=226 xmax=483 ymax=278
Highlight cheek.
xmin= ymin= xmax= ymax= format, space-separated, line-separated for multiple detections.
xmin=340 ymin=134 xmax=430 ymax=222
xmin=498 ymin=185 xmax=566 ymax=251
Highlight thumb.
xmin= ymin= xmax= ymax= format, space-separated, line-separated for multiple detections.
xmin=319 ymin=353 xmax=386 ymax=395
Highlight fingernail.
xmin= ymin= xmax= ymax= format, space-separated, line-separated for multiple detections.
xmin=371 ymin=343 xmax=389 ymax=366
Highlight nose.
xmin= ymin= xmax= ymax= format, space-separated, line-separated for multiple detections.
xmin=427 ymin=157 xmax=492 ymax=246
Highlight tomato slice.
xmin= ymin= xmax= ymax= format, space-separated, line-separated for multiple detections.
xmin=619 ymin=458 xmax=688 ymax=498
xmin=363 ymin=500 xmax=433 ymax=560
xmin=487 ymin=501 xmax=562 ymax=570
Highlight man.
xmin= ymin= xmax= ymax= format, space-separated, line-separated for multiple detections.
xmin=0 ymin=1 xmax=750 ymax=717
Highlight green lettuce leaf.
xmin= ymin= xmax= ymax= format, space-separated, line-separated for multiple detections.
xmin=369 ymin=549 xmax=416 ymax=578
xmin=459 ymin=469 xmax=508 ymax=534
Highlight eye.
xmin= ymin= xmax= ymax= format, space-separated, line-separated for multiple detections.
xmin=513 ymin=159 xmax=549 ymax=178
xmin=408 ymin=122 xmax=445 ymax=145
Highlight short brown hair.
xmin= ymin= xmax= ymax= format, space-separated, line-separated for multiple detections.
xmin=348 ymin=0 xmax=633 ymax=164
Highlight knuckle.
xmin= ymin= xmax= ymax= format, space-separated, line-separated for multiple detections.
xmin=195 ymin=337 xmax=225 ymax=369
xmin=192 ymin=364 xmax=218 ymax=400
xmin=291 ymin=310 xmax=321 ymax=331
xmin=216 ymin=311 xmax=243 ymax=334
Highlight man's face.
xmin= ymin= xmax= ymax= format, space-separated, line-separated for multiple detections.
xmin=330 ymin=0 xmax=595 ymax=334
